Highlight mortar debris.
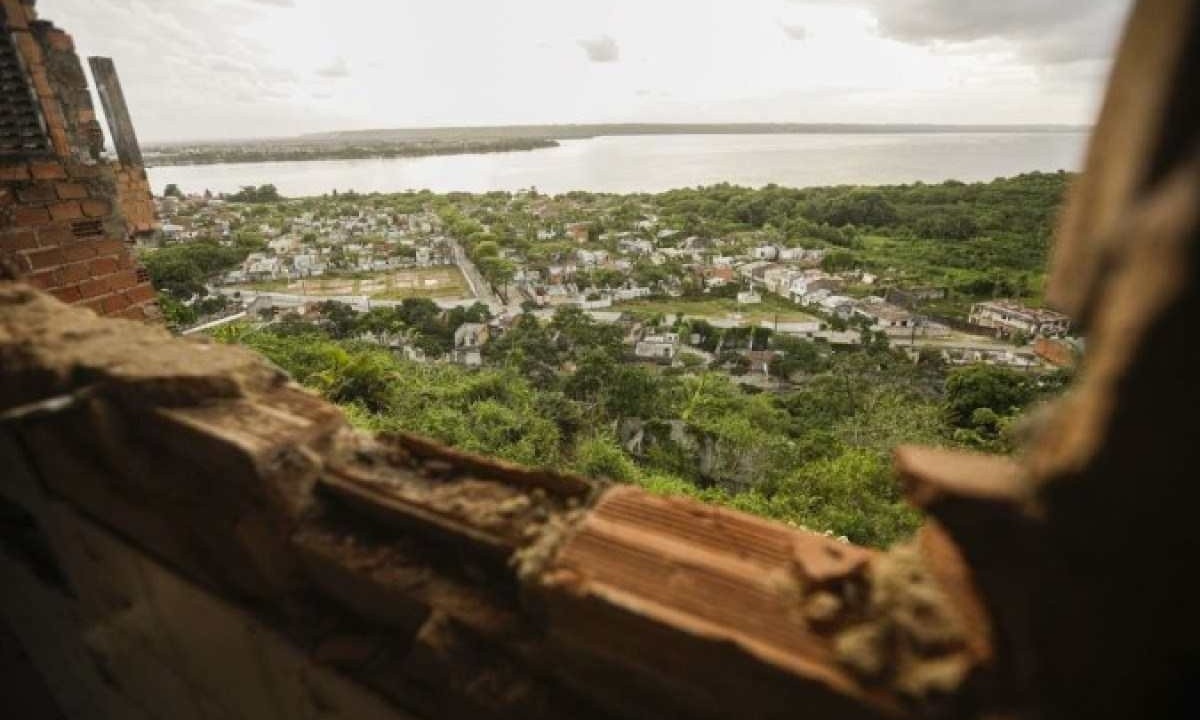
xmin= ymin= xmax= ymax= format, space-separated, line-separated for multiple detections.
xmin=821 ymin=542 xmax=973 ymax=709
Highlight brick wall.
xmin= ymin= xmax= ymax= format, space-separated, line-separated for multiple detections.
xmin=113 ymin=164 xmax=158 ymax=235
xmin=0 ymin=0 xmax=158 ymax=321
xmin=1032 ymin=337 xmax=1077 ymax=368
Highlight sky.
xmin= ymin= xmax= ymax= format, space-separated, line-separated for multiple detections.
xmin=37 ymin=0 xmax=1134 ymax=143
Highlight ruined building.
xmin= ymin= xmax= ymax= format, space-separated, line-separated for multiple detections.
xmin=1 ymin=0 xmax=1199 ymax=718
xmin=1 ymin=0 xmax=157 ymax=320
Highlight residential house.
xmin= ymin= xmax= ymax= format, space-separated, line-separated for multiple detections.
xmin=577 ymin=249 xmax=609 ymax=267
xmin=565 ymin=222 xmax=591 ymax=243
xmin=788 ymin=271 xmax=840 ymax=303
xmin=618 ymin=238 xmax=654 ymax=255
xmin=243 ymin=254 xmax=282 ymax=280
xmin=635 ymin=332 xmax=679 ymax=361
xmin=969 ymin=300 xmax=1071 ymax=338
xmin=855 ymin=299 xmax=915 ymax=330
xmin=703 ymin=266 xmax=735 ymax=288
xmin=453 ymin=323 xmax=490 ymax=367
xmin=612 ymin=286 xmax=652 ymax=301
xmin=818 ymin=295 xmax=857 ymax=319
xmin=160 ymin=223 xmax=185 ymax=241
xmin=761 ymin=266 xmax=797 ymax=295
xmin=546 ymin=263 xmax=577 ymax=285
xmin=752 ymin=245 xmax=779 ymax=261
xmin=778 ymin=247 xmax=825 ymax=264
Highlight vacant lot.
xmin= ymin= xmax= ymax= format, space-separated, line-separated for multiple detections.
xmin=237 ymin=266 xmax=472 ymax=300
xmin=613 ymin=295 xmax=818 ymax=324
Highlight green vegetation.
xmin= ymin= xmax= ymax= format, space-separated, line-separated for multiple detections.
xmin=141 ymin=240 xmax=258 ymax=300
xmin=643 ymin=173 xmax=1069 ymax=309
xmin=216 ymin=306 xmax=1068 ymax=547
xmin=428 ymin=173 xmax=1070 ymax=319
xmin=228 ymin=184 xmax=284 ymax=203
xmin=139 ymin=235 xmax=267 ymax=328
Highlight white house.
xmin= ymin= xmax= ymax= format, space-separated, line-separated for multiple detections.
xmin=819 ymin=295 xmax=857 ymax=319
xmin=855 ymin=301 xmax=915 ymax=331
xmin=969 ymin=300 xmax=1071 ymax=338
xmin=752 ymin=245 xmax=779 ymax=261
xmin=453 ymin=323 xmax=490 ymax=367
xmin=635 ymin=333 xmax=679 ymax=361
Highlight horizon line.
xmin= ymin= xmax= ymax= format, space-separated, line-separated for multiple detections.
xmin=143 ymin=121 xmax=1092 ymax=147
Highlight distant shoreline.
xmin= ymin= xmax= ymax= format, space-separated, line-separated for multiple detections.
xmin=143 ymin=137 xmax=560 ymax=168
xmin=147 ymin=131 xmax=1085 ymax=196
xmin=145 ymin=124 xmax=1089 ymax=169
xmin=146 ymin=122 xmax=1088 ymax=152
xmin=305 ymin=122 xmax=1089 ymax=142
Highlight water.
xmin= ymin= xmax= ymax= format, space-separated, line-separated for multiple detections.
xmin=149 ymin=132 xmax=1088 ymax=197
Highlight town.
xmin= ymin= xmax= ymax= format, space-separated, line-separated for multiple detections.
xmin=148 ymin=178 xmax=1077 ymax=378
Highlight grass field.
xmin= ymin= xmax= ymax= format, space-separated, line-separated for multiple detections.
xmin=236 ymin=266 xmax=471 ymax=300
xmin=613 ymin=294 xmax=818 ymax=324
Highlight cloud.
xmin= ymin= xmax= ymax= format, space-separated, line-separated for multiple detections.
xmin=245 ymin=0 xmax=295 ymax=7
xmin=848 ymin=0 xmax=1131 ymax=64
xmin=779 ymin=22 xmax=807 ymax=41
xmin=577 ymin=35 xmax=619 ymax=63
xmin=316 ymin=57 xmax=350 ymax=78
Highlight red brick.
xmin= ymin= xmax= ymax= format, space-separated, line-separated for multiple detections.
xmin=107 ymin=270 xmax=138 ymax=292
xmin=56 ymin=182 xmax=89 ymax=200
xmin=125 ymin=283 xmax=157 ymax=304
xmin=81 ymin=199 xmax=112 ymax=218
xmin=78 ymin=276 xmax=110 ymax=299
xmin=46 ymin=29 xmax=74 ymax=52
xmin=64 ymin=162 xmax=103 ymax=178
xmin=81 ymin=298 xmax=105 ymax=314
xmin=14 ymin=206 xmax=52 ymax=226
xmin=0 ymin=164 xmax=31 ymax=181
xmin=88 ymin=257 xmax=119 ymax=276
xmin=29 ymin=161 xmax=66 ymax=180
xmin=26 ymin=269 xmax=60 ymax=290
xmin=26 ymin=247 xmax=65 ymax=270
xmin=60 ymin=262 xmax=91 ymax=284
xmin=0 ymin=187 xmax=13 ymax=207
xmin=16 ymin=183 xmax=58 ymax=204
xmin=48 ymin=201 xmax=83 ymax=221
xmin=63 ymin=242 xmax=97 ymax=262
xmin=0 ymin=230 xmax=38 ymax=253
xmin=101 ymin=293 xmax=131 ymax=314
xmin=50 ymin=286 xmax=82 ymax=304
xmin=36 ymin=224 xmax=73 ymax=247
xmin=94 ymin=239 xmax=124 ymax=255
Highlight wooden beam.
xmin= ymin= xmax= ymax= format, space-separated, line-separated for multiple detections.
xmin=86 ymin=56 xmax=142 ymax=167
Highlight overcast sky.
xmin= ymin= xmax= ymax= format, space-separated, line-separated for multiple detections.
xmin=38 ymin=0 xmax=1133 ymax=143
